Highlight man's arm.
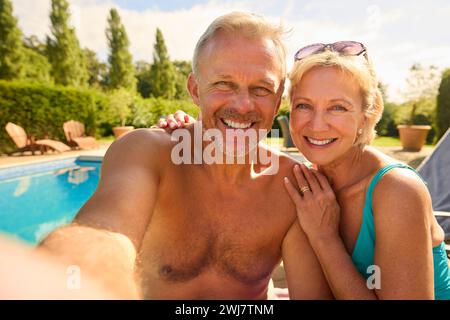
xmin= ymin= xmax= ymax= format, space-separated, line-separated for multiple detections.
xmin=39 ymin=129 xmax=165 ymax=299
xmin=281 ymin=220 xmax=334 ymax=299
xmin=0 ymin=236 xmax=116 ymax=299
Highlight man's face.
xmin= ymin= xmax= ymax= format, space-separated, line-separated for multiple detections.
xmin=188 ymin=32 xmax=285 ymax=155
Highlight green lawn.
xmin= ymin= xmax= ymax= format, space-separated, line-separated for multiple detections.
xmin=98 ymin=136 xmax=114 ymax=143
xmin=371 ymin=136 xmax=402 ymax=147
xmin=372 ymin=136 xmax=435 ymax=147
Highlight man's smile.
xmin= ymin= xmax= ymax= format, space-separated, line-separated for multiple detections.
xmin=220 ymin=118 xmax=255 ymax=129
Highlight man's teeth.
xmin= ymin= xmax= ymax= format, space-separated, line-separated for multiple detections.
xmin=307 ymin=137 xmax=335 ymax=145
xmin=223 ymin=119 xmax=252 ymax=129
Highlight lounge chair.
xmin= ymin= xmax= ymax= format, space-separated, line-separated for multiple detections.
xmin=276 ymin=115 xmax=296 ymax=149
xmin=5 ymin=122 xmax=71 ymax=155
xmin=63 ymin=120 xmax=98 ymax=150
xmin=417 ymin=128 xmax=450 ymax=257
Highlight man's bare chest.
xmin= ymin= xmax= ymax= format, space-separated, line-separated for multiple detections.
xmin=139 ymin=170 xmax=294 ymax=285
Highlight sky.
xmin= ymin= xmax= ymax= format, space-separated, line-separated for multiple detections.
xmin=10 ymin=0 xmax=450 ymax=102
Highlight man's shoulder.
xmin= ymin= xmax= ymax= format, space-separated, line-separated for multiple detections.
xmin=110 ymin=128 xmax=174 ymax=152
xmin=103 ymin=128 xmax=175 ymax=168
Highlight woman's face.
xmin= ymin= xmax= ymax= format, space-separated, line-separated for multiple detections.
xmin=290 ymin=66 xmax=366 ymax=166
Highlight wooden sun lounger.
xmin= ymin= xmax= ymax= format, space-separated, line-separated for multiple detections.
xmin=5 ymin=122 xmax=71 ymax=155
xmin=63 ymin=120 xmax=99 ymax=150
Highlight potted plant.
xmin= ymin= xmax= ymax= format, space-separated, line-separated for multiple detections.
xmin=109 ymin=89 xmax=135 ymax=139
xmin=397 ymin=103 xmax=431 ymax=151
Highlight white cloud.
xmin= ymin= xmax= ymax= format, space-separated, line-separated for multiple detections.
xmin=11 ymin=0 xmax=450 ymax=103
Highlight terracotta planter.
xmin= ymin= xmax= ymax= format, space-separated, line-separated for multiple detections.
xmin=112 ymin=126 xmax=134 ymax=139
xmin=397 ymin=125 xmax=431 ymax=151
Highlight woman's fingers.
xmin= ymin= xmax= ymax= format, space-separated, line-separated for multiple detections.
xmin=174 ymin=110 xmax=188 ymax=127
xmin=293 ymin=164 xmax=312 ymax=198
xmin=283 ymin=177 xmax=303 ymax=205
xmin=158 ymin=117 xmax=168 ymax=128
xmin=166 ymin=114 xmax=178 ymax=129
xmin=300 ymin=163 xmax=322 ymax=193
xmin=311 ymin=169 xmax=335 ymax=197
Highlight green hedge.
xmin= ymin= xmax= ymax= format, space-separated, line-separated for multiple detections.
xmin=0 ymin=80 xmax=100 ymax=154
xmin=436 ymin=68 xmax=450 ymax=141
xmin=130 ymin=96 xmax=199 ymax=128
xmin=0 ymin=80 xmax=204 ymax=153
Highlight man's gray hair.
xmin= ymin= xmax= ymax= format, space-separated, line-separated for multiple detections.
xmin=192 ymin=12 xmax=287 ymax=77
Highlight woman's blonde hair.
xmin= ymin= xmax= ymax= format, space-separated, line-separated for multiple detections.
xmin=288 ymin=50 xmax=384 ymax=146
xmin=192 ymin=11 xmax=287 ymax=77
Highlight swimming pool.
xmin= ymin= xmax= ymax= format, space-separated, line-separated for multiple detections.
xmin=0 ymin=157 xmax=101 ymax=245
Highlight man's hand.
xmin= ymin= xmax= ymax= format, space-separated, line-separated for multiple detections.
xmin=0 ymin=235 xmax=117 ymax=299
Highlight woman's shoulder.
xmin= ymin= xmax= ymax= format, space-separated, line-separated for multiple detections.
xmin=363 ymin=146 xmax=432 ymax=220
xmin=371 ymin=161 xmax=432 ymax=227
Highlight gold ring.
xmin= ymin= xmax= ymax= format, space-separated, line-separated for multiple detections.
xmin=299 ymin=186 xmax=311 ymax=194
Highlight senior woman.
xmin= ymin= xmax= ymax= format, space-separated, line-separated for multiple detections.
xmin=282 ymin=41 xmax=450 ymax=299
xmin=158 ymin=41 xmax=450 ymax=299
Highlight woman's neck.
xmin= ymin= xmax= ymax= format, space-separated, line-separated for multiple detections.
xmin=317 ymin=145 xmax=367 ymax=193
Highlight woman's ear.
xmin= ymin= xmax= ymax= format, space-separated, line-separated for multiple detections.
xmin=187 ymin=73 xmax=200 ymax=106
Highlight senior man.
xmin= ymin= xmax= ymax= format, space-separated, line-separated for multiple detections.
xmin=39 ymin=12 xmax=332 ymax=300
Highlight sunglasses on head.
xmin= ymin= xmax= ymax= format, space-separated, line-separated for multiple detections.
xmin=294 ymin=41 xmax=367 ymax=61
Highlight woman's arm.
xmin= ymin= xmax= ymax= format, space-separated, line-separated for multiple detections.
xmin=370 ymin=169 xmax=434 ymax=299
xmin=284 ymin=163 xmax=435 ymax=299
xmin=284 ymin=164 xmax=377 ymax=299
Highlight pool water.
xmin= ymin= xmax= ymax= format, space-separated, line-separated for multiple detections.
xmin=0 ymin=159 xmax=101 ymax=245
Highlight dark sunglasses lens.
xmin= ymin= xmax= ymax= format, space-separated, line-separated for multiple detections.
xmin=295 ymin=43 xmax=325 ymax=60
xmin=332 ymin=41 xmax=364 ymax=55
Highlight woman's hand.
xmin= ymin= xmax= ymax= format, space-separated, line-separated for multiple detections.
xmin=283 ymin=163 xmax=341 ymax=243
xmin=158 ymin=110 xmax=196 ymax=130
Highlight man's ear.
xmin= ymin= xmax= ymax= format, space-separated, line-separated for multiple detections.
xmin=275 ymin=79 xmax=286 ymax=114
xmin=187 ymin=73 xmax=200 ymax=106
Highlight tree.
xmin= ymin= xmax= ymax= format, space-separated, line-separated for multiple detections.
xmin=135 ymin=60 xmax=152 ymax=98
xmin=0 ymin=0 xmax=25 ymax=80
xmin=403 ymin=63 xmax=440 ymax=102
xmin=22 ymin=47 xmax=53 ymax=83
xmin=84 ymin=48 xmax=107 ymax=89
xmin=46 ymin=0 xmax=88 ymax=86
xmin=24 ymin=35 xmax=47 ymax=55
xmin=400 ymin=63 xmax=441 ymax=124
xmin=149 ymin=28 xmax=176 ymax=99
xmin=377 ymin=80 xmax=388 ymax=103
xmin=173 ymin=60 xmax=192 ymax=99
xmin=22 ymin=35 xmax=53 ymax=83
xmin=105 ymin=8 xmax=136 ymax=91
xmin=436 ymin=68 xmax=450 ymax=140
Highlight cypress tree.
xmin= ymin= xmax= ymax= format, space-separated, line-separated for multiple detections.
xmin=149 ymin=28 xmax=176 ymax=99
xmin=105 ymin=8 xmax=136 ymax=91
xmin=0 ymin=0 xmax=25 ymax=80
xmin=46 ymin=0 xmax=88 ymax=86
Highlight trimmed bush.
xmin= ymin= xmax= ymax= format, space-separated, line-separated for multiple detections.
xmin=436 ymin=68 xmax=450 ymax=141
xmin=130 ymin=96 xmax=199 ymax=128
xmin=0 ymin=80 xmax=100 ymax=154
xmin=376 ymin=102 xmax=398 ymax=137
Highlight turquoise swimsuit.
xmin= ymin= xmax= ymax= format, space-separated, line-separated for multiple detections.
xmin=351 ymin=163 xmax=450 ymax=299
